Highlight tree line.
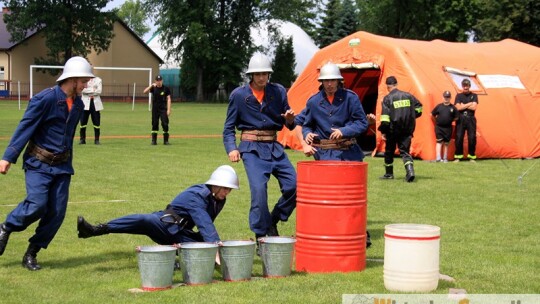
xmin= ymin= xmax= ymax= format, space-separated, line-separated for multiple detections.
xmin=3 ymin=0 xmax=538 ymax=101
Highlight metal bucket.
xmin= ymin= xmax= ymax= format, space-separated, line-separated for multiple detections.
xmin=179 ymin=242 xmax=218 ymax=285
xmin=136 ymin=245 xmax=177 ymax=291
xmin=219 ymin=240 xmax=256 ymax=281
xmin=259 ymin=236 xmax=296 ymax=278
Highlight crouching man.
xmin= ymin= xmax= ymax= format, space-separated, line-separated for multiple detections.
xmin=77 ymin=165 xmax=239 ymax=246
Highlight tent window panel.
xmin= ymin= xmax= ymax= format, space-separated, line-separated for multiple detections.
xmin=443 ymin=67 xmax=486 ymax=94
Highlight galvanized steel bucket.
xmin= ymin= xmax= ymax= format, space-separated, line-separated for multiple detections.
xmin=259 ymin=236 xmax=296 ymax=278
xmin=219 ymin=240 xmax=256 ymax=281
xmin=178 ymin=242 xmax=218 ymax=285
xmin=136 ymin=245 xmax=177 ymax=291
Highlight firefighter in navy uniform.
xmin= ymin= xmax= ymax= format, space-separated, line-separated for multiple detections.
xmin=453 ymin=78 xmax=479 ymax=162
xmin=77 ymin=165 xmax=239 ymax=244
xmin=223 ymin=52 xmax=297 ymax=246
xmin=378 ymin=76 xmax=423 ymax=182
xmin=0 ymin=56 xmax=94 ymax=271
xmin=143 ymin=75 xmax=172 ymax=145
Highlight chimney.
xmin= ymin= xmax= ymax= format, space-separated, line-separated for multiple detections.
xmin=2 ymin=7 xmax=10 ymax=13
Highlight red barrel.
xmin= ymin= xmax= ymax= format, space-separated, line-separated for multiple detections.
xmin=295 ymin=160 xmax=367 ymax=273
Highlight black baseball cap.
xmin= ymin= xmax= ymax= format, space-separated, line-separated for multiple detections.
xmin=385 ymin=76 xmax=398 ymax=85
xmin=443 ymin=91 xmax=451 ymax=98
xmin=155 ymin=75 xmax=163 ymax=81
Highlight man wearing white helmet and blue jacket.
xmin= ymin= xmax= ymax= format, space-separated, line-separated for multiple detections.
xmin=0 ymin=56 xmax=94 ymax=271
xmin=301 ymin=62 xmax=369 ymax=161
xmin=77 ymin=165 xmax=239 ymax=244
xmin=223 ymin=52 xmax=297 ymax=247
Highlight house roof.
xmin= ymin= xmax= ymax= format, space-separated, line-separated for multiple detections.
xmin=0 ymin=12 xmax=38 ymax=49
xmin=0 ymin=12 xmax=162 ymax=64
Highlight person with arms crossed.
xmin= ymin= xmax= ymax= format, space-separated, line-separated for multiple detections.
xmin=79 ymin=65 xmax=103 ymax=145
xmin=453 ymin=78 xmax=478 ymax=162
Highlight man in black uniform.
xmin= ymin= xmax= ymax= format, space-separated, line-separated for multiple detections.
xmin=378 ymin=76 xmax=423 ymax=182
xmin=143 ymin=75 xmax=171 ymax=145
xmin=454 ymin=78 xmax=478 ymax=162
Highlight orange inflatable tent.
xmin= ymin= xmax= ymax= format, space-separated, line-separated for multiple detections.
xmin=278 ymin=31 xmax=540 ymax=160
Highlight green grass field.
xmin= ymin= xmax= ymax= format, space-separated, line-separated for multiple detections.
xmin=0 ymin=100 xmax=538 ymax=303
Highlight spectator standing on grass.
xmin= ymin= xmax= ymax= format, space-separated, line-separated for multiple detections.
xmin=223 ymin=52 xmax=297 ymax=249
xmin=143 ymin=75 xmax=171 ymax=145
xmin=431 ymin=90 xmax=458 ymax=162
xmin=0 ymin=56 xmax=94 ymax=271
xmin=79 ymin=65 xmax=103 ymax=145
xmin=77 ymin=165 xmax=239 ymax=245
xmin=454 ymin=78 xmax=479 ymax=162
xmin=378 ymin=76 xmax=423 ymax=182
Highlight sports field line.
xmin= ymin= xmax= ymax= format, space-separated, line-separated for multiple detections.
xmin=0 ymin=199 xmax=129 ymax=207
xmin=0 ymin=134 xmax=222 ymax=141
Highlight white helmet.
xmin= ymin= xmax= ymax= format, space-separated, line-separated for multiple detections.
xmin=246 ymin=53 xmax=273 ymax=74
xmin=56 ymin=56 xmax=95 ymax=82
xmin=205 ymin=165 xmax=239 ymax=189
xmin=318 ymin=62 xmax=343 ymax=81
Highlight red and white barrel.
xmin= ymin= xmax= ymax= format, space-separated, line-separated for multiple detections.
xmin=383 ymin=224 xmax=440 ymax=292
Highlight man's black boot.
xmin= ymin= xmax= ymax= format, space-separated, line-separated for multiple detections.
xmin=151 ymin=133 xmax=157 ymax=145
xmin=267 ymin=211 xmax=280 ymax=237
xmin=255 ymin=234 xmax=265 ymax=256
xmin=405 ymin=163 xmax=415 ymax=183
xmin=0 ymin=223 xmax=11 ymax=256
xmin=77 ymin=216 xmax=109 ymax=238
xmin=94 ymin=128 xmax=100 ymax=145
xmin=379 ymin=165 xmax=394 ymax=180
xmin=22 ymin=244 xmax=41 ymax=271
xmin=79 ymin=127 xmax=86 ymax=144
xmin=163 ymin=133 xmax=170 ymax=145
xmin=366 ymin=230 xmax=372 ymax=248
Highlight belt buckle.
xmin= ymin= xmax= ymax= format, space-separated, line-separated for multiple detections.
xmin=177 ymin=218 xmax=188 ymax=230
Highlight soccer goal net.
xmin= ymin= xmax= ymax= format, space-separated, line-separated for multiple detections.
xmin=30 ymin=65 xmax=153 ymax=110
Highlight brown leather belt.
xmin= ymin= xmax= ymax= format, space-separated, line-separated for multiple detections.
xmin=26 ymin=141 xmax=71 ymax=166
xmin=312 ymin=138 xmax=357 ymax=150
xmin=241 ymin=130 xmax=277 ymax=142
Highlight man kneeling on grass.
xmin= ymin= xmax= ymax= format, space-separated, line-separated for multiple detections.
xmin=77 ymin=165 xmax=238 ymax=256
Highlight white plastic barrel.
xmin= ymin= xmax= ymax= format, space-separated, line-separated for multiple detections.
xmin=383 ymin=224 xmax=440 ymax=292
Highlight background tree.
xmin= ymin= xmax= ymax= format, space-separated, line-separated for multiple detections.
xmin=356 ymin=0 xmax=476 ymax=42
xmin=271 ymin=36 xmax=296 ymax=88
xmin=117 ymin=0 xmax=150 ymax=38
xmin=259 ymin=0 xmax=322 ymax=38
xmin=3 ymin=0 xmax=116 ymax=66
xmin=335 ymin=0 xmax=359 ymax=39
xmin=473 ymin=0 xmax=539 ymax=46
xmin=144 ymin=0 xmax=313 ymax=101
xmin=316 ymin=0 xmax=342 ymax=48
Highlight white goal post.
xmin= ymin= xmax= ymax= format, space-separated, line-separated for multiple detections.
xmin=30 ymin=65 xmax=153 ymax=110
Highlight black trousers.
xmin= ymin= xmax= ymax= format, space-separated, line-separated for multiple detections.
xmin=80 ymin=99 xmax=100 ymax=139
xmin=384 ymin=132 xmax=413 ymax=165
xmin=152 ymin=105 xmax=169 ymax=133
xmin=455 ymin=115 xmax=477 ymax=157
